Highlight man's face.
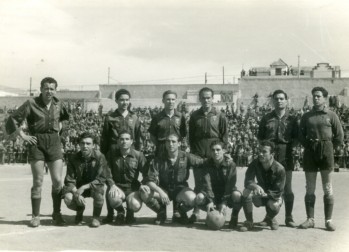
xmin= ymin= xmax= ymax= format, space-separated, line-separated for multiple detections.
xmin=258 ymin=145 xmax=273 ymax=163
xmin=40 ymin=82 xmax=56 ymax=102
xmin=166 ymin=135 xmax=180 ymax=153
xmin=211 ymin=144 xmax=224 ymax=162
xmin=118 ymin=133 xmax=133 ymax=150
xmin=273 ymin=93 xmax=287 ymax=110
xmin=162 ymin=93 xmax=177 ymax=110
xmin=116 ymin=94 xmax=130 ymax=111
xmin=312 ymin=91 xmax=326 ymax=107
xmin=79 ymin=137 xmax=94 ymax=158
xmin=199 ymin=91 xmax=213 ymax=109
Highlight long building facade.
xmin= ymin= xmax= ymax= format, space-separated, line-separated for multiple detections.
xmin=1 ymin=78 xmax=349 ymax=113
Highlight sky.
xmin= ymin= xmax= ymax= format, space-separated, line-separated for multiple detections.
xmin=0 ymin=0 xmax=349 ymax=91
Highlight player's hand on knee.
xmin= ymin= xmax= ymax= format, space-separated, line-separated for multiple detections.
xmin=73 ymin=192 xmax=85 ymax=206
xmin=218 ymin=203 xmax=227 ymax=215
xmin=109 ymin=185 xmax=117 ymax=198
xmin=159 ymin=191 xmax=170 ymax=205
xmin=139 ymin=185 xmax=151 ymax=194
xmin=253 ymin=186 xmax=265 ymax=196
xmin=206 ymin=202 xmax=215 ymax=212
xmin=76 ymin=195 xmax=86 ymax=206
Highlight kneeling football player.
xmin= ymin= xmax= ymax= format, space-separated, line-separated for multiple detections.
xmin=240 ymin=140 xmax=286 ymax=231
xmin=140 ymin=133 xmax=203 ymax=225
xmin=63 ymin=132 xmax=107 ymax=227
xmin=195 ymin=140 xmax=242 ymax=229
xmin=104 ymin=130 xmax=147 ymax=225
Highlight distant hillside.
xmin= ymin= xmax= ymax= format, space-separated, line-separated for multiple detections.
xmin=0 ymin=85 xmax=27 ymax=96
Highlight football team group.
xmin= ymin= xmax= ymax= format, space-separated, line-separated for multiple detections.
xmin=5 ymin=77 xmax=343 ymax=232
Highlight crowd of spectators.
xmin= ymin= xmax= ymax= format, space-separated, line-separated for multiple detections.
xmin=1 ymin=99 xmax=349 ymax=169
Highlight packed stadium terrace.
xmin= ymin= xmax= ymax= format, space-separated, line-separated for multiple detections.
xmin=0 ymin=102 xmax=348 ymax=168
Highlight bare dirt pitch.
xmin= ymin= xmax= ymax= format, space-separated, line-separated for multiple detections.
xmin=0 ymin=164 xmax=348 ymax=252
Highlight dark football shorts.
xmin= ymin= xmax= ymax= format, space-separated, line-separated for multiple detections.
xmin=303 ymin=141 xmax=334 ymax=172
xmin=28 ymin=133 xmax=63 ymax=162
xmin=274 ymin=143 xmax=294 ymax=171
xmin=252 ymin=194 xmax=283 ymax=208
xmin=198 ymin=190 xmax=242 ymax=210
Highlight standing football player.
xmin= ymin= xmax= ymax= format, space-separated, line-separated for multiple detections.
xmin=298 ymin=87 xmax=343 ymax=231
xmin=258 ymin=89 xmax=298 ymax=227
xmin=188 ymin=87 xmax=228 ymax=223
xmin=5 ymin=77 xmax=69 ymax=227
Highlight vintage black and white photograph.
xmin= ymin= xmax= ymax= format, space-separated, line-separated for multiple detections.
xmin=0 ymin=0 xmax=349 ymax=251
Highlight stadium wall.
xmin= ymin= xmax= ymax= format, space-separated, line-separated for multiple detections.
xmin=1 ymin=78 xmax=349 ymax=113
xmin=99 ymin=84 xmax=239 ymax=99
xmin=239 ymin=77 xmax=349 ymax=98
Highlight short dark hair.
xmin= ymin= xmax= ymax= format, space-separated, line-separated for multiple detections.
xmin=115 ymin=89 xmax=131 ymax=100
xmin=311 ymin=86 xmax=328 ymax=98
xmin=199 ymin=87 xmax=214 ymax=98
xmin=162 ymin=90 xmax=177 ymax=99
xmin=79 ymin=132 xmax=96 ymax=144
xmin=40 ymin=77 xmax=58 ymax=89
xmin=259 ymin=140 xmax=275 ymax=153
xmin=166 ymin=133 xmax=180 ymax=141
xmin=272 ymin=89 xmax=288 ymax=100
xmin=210 ymin=140 xmax=226 ymax=150
xmin=118 ymin=130 xmax=133 ymax=139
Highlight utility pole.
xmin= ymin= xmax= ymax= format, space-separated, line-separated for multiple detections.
xmin=223 ymin=66 xmax=225 ymax=85
xmin=29 ymin=77 xmax=32 ymax=96
xmin=298 ymin=55 xmax=300 ymax=79
xmin=205 ymin=72 xmax=207 ymax=84
xmin=108 ymin=67 xmax=110 ymax=84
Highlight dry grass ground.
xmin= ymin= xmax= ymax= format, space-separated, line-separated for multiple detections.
xmin=0 ymin=164 xmax=348 ymax=252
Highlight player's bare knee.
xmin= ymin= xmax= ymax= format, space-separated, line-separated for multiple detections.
xmin=139 ymin=186 xmax=153 ymax=203
xmin=267 ymin=200 xmax=280 ymax=211
xmin=32 ymin=178 xmax=43 ymax=188
xmin=64 ymin=193 xmax=77 ymax=210
xmin=195 ymin=193 xmax=206 ymax=206
xmin=242 ymin=188 xmax=252 ymax=198
xmin=305 ymin=181 xmax=316 ymax=195
xmin=64 ymin=193 xmax=73 ymax=204
xmin=31 ymin=186 xmax=42 ymax=199
xmin=231 ymin=191 xmax=242 ymax=203
xmin=177 ymin=188 xmax=196 ymax=210
xmin=323 ymin=182 xmax=333 ymax=196
xmin=51 ymin=185 xmax=62 ymax=194
xmin=108 ymin=194 xmax=124 ymax=209
xmin=126 ymin=192 xmax=143 ymax=212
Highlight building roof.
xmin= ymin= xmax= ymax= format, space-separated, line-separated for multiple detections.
xmin=270 ymin=58 xmax=288 ymax=67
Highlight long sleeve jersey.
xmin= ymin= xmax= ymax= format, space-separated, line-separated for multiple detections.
xmin=244 ymin=159 xmax=285 ymax=200
xmin=64 ymin=150 xmax=107 ymax=193
xmin=6 ymin=95 xmax=69 ymax=135
xmin=100 ymin=110 xmax=142 ymax=154
xmin=201 ymin=159 xmax=238 ymax=205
